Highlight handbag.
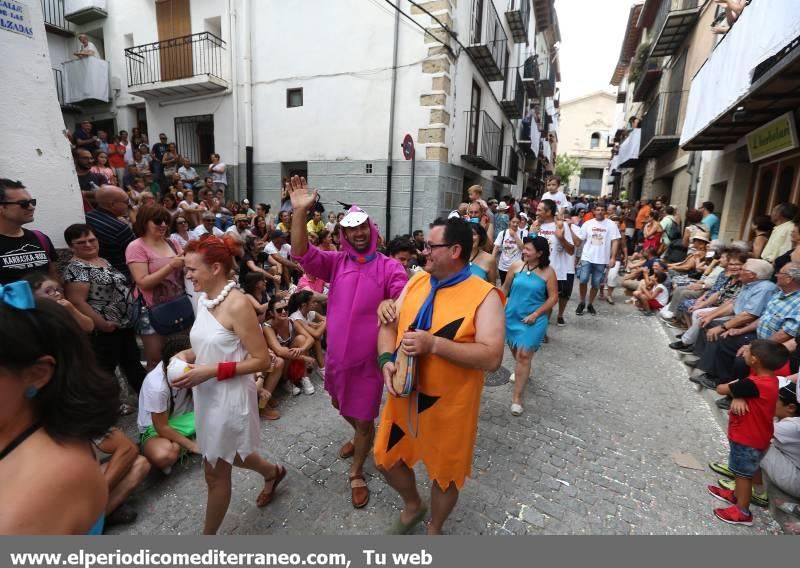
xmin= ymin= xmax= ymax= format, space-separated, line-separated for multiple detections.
xmin=149 ymin=294 xmax=194 ymax=336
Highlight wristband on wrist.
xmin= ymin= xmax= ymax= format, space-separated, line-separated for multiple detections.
xmin=377 ymin=352 xmax=393 ymax=370
xmin=217 ymin=361 xmax=237 ymax=381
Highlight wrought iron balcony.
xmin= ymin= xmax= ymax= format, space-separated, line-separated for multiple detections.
xmin=539 ymin=61 xmax=557 ymax=98
xmin=632 ymin=61 xmax=662 ymax=102
xmin=64 ymin=0 xmax=107 ymax=24
xmin=639 ymin=90 xmax=685 ymax=158
xmin=462 ymin=110 xmax=502 ymax=170
xmin=532 ymin=0 xmax=554 ymax=31
xmin=125 ymin=32 xmax=228 ymax=98
xmin=505 ymin=0 xmax=531 ymax=44
xmin=42 ymin=0 xmax=71 ymax=34
xmin=52 ymin=67 xmax=80 ymax=112
xmin=521 ymin=54 xmax=540 ymax=97
xmin=650 ymin=0 xmax=702 ymax=58
xmin=500 ymin=70 xmax=525 ymax=120
xmin=495 ymin=146 xmax=520 ymax=184
xmin=466 ymin=0 xmax=508 ymax=82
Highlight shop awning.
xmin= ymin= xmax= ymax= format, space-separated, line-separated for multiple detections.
xmin=680 ymin=0 xmax=800 ymax=150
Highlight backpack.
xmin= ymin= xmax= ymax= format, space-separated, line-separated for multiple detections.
xmin=666 ymin=217 xmax=681 ymax=242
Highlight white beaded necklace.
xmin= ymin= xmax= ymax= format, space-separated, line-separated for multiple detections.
xmin=200 ymin=279 xmax=238 ymax=309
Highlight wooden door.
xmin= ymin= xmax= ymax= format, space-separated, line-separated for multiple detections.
xmin=156 ymin=0 xmax=192 ymax=81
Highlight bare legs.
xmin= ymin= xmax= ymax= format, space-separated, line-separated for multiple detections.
xmin=510 ymin=347 xmax=534 ymax=406
xmin=202 ymin=453 xmax=281 ymax=535
xmin=380 ymin=462 xmax=459 ymax=535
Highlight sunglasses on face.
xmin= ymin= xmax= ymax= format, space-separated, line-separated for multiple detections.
xmin=0 ymin=199 xmax=37 ymax=209
xmin=152 ymin=220 xmax=169 ymax=226
xmin=274 ymin=306 xmax=288 ymax=314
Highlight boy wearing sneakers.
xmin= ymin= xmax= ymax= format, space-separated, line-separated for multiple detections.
xmin=707 ymin=339 xmax=789 ymax=525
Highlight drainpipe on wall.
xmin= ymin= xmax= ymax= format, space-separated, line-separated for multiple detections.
xmin=385 ymin=8 xmax=400 ymax=238
xmin=242 ymin=0 xmax=254 ymax=204
xmin=229 ymin=0 xmax=240 ymax=200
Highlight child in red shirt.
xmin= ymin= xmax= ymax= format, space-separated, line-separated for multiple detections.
xmin=708 ymin=339 xmax=789 ymax=526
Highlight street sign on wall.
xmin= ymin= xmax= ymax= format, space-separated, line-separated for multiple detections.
xmin=747 ymin=112 xmax=799 ymax=162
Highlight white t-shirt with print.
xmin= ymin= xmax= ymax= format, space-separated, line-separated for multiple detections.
xmin=537 ymin=221 xmax=575 ymax=280
xmin=137 ymin=364 xmax=194 ymax=433
xmin=654 ymin=283 xmax=670 ymax=307
xmin=290 ymin=309 xmax=317 ymax=323
xmin=572 ymin=218 xmax=621 ymax=266
xmin=494 ymin=228 xmax=529 ymax=271
xmin=540 ymin=191 xmax=570 ymax=212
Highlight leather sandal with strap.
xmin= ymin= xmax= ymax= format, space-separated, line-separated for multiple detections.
xmin=256 ymin=464 xmax=286 ymax=507
xmin=349 ymin=473 xmax=369 ymax=509
xmin=338 ymin=440 xmax=355 ymax=459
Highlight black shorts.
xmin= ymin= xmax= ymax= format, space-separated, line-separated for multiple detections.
xmin=557 ymin=273 xmax=575 ymax=299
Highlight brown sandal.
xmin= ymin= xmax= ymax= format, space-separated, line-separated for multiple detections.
xmin=349 ymin=473 xmax=369 ymax=509
xmin=256 ymin=464 xmax=286 ymax=507
xmin=338 ymin=440 xmax=355 ymax=459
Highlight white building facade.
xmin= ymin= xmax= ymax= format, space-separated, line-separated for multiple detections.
xmin=40 ymin=0 xmax=561 ymax=237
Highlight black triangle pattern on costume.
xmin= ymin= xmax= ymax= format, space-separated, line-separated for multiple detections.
xmin=433 ymin=317 xmax=464 ymax=340
xmin=387 ymin=422 xmax=405 ymax=452
xmin=416 ymin=392 xmax=440 ymax=413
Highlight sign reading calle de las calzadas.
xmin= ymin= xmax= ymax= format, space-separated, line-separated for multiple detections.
xmin=747 ymin=112 xmax=799 ymax=162
xmin=0 ymin=0 xmax=33 ymax=38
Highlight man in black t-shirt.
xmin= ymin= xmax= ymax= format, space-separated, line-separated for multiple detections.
xmin=0 ymin=179 xmax=58 ymax=284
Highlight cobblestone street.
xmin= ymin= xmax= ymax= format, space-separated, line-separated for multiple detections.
xmin=111 ymin=301 xmax=781 ymax=535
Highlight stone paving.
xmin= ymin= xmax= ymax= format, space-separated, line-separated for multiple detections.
xmin=110 ymin=299 xmax=781 ymax=535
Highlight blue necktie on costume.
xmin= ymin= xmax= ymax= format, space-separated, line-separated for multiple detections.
xmin=411 ymin=265 xmax=473 ymax=331
xmin=0 ymin=281 xmax=35 ymax=310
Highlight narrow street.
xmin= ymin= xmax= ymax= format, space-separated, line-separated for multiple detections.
xmin=111 ymin=300 xmax=781 ymax=535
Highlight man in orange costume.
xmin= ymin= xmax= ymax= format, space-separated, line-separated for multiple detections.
xmin=374 ymin=217 xmax=505 ymax=534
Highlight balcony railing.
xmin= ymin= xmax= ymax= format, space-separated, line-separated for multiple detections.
xmin=505 ymin=0 xmax=531 ymax=44
xmin=539 ymin=59 xmax=557 ymax=97
xmin=42 ymin=0 xmax=70 ymax=32
xmin=500 ymin=70 xmax=525 ymax=120
xmin=650 ymin=0 xmax=702 ymax=58
xmin=53 ymin=68 xmax=64 ymax=105
xmin=639 ymin=90 xmax=685 ymax=158
xmin=632 ymin=60 xmax=662 ymax=102
xmin=495 ymin=146 xmax=519 ymax=184
xmin=466 ymin=0 xmax=508 ymax=82
xmin=521 ymin=54 xmax=540 ymax=97
xmin=125 ymin=32 xmax=226 ymax=89
xmin=462 ymin=110 xmax=502 ymax=170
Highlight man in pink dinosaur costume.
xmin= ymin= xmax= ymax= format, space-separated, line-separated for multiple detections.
xmin=288 ymin=176 xmax=407 ymax=508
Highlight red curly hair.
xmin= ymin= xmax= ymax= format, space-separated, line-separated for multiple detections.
xmin=184 ymin=234 xmax=238 ymax=273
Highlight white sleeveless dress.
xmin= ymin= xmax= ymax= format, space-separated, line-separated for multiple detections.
xmin=190 ymin=295 xmax=260 ymax=466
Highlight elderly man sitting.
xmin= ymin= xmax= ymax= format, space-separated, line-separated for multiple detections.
xmin=693 ymin=262 xmax=800 ymax=407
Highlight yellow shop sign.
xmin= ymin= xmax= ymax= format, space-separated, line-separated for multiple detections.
xmin=747 ymin=112 xmax=799 ymax=162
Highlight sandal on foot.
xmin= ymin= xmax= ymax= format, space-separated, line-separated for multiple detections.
xmin=256 ymin=464 xmax=287 ymax=507
xmin=387 ymin=503 xmax=429 ymax=535
xmin=709 ymin=462 xmax=734 ymax=479
xmin=606 ymin=297 xmax=616 ymax=305
xmin=349 ymin=473 xmax=370 ymax=509
xmin=339 ymin=440 xmax=355 ymax=459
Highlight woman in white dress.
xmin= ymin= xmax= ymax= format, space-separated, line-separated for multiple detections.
xmin=171 ymin=235 xmax=286 ymax=534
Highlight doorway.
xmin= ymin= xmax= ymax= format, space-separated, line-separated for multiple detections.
xmin=156 ymin=0 xmax=192 ymax=81
xmin=467 ymin=80 xmax=482 ymax=157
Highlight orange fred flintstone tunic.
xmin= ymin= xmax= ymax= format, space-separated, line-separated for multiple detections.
xmin=373 ymin=272 xmax=500 ymax=491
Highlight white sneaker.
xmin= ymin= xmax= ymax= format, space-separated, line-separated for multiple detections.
xmin=300 ymin=376 xmax=315 ymax=395
xmin=283 ymin=381 xmax=301 ymax=396
xmin=510 ymin=403 xmax=523 ymax=416
xmin=509 ymin=372 xmax=515 ymax=383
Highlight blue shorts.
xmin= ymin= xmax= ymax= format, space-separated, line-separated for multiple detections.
xmin=578 ymin=261 xmax=607 ymax=289
xmin=728 ymin=441 xmax=764 ymax=479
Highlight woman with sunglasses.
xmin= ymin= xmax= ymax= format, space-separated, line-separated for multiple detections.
xmin=171 ymin=235 xmax=286 ymax=534
xmin=262 ymin=296 xmax=316 ymax=396
xmin=169 ymin=215 xmax=195 ymax=250
xmin=126 ymin=205 xmax=186 ymax=369
xmin=0 ymin=283 xmax=120 ymax=534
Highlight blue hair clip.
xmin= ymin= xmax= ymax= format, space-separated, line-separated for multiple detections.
xmin=0 ymin=281 xmax=36 ymax=310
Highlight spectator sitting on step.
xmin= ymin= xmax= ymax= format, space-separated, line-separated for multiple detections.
xmin=633 ymin=270 xmax=669 ymax=315
xmin=758 ymin=382 xmax=800 ymax=500
xmin=138 ymin=336 xmax=198 ymax=475
xmin=177 ymin=157 xmax=199 ymax=189
xmin=93 ymin=428 xmax=151 ymax=529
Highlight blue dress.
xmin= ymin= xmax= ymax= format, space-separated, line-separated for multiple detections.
xmin=505 ymin=268 xmax=549 ymax=352
xmin=470 ymin=262 xmax=488 ymax=281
